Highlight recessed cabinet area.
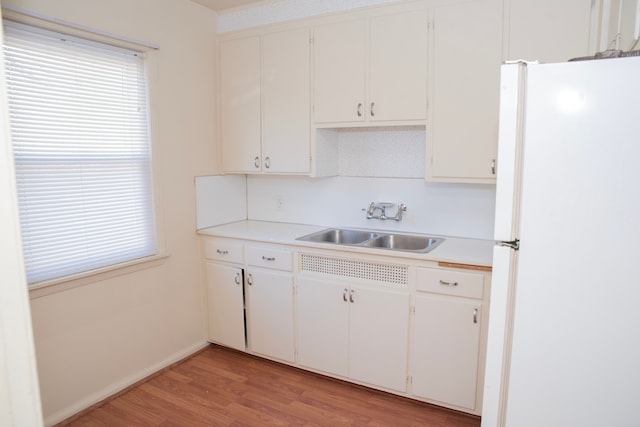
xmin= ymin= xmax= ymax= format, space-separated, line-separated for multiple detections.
xmin=201 ymin=235 xmax=491 ymax=415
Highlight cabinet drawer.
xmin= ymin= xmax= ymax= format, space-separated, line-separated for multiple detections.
xmin=416 ymin=268 xmax=483 ymax=299
xmin=247 ymin=246 xmax=293 ymax=271
xmin=203 ymin=238 xmax=244 ymax=264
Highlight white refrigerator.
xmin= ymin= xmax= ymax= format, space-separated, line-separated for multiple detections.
xmin=482 ymin=57 xmax=640 ymax=427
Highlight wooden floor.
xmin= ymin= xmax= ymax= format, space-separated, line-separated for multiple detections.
xmin=59 ymin=344 xmax=481 ymax=427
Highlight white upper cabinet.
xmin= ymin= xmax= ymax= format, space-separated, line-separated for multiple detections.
xmin=313 ymin=4 xmax=428 ymax=125
xmin=368 ymin=9 xmax=428 ymax=122
xmin=262 ymin=28 xmax=311 ymax=174
xmin=426 ymin=0 xmax=503 ymax=183
xmin=313 ymin=18 xmax=366 ymax=124
xmin=506 ymin=0 xmax=595 ymax=63
xmin=219 ymin=27 xmax=310 ymax=174
xmin=219 ymin=35 xmax=261 ymax=173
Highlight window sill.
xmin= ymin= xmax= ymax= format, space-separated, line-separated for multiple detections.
xmin=28 ymin=253 xmax=170 ymax=299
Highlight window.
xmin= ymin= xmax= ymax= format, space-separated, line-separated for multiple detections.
xmin=3 ymin=21 xmax=157 ymax=286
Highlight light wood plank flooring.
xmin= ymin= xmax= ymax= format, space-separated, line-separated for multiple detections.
xmin=58 ymin=344 xmax=481 ymax=426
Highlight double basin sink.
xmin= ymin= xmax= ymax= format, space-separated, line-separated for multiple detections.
xmin=296 ymin=228 xmax=444 ymax=254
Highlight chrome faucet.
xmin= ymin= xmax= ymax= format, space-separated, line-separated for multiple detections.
xmin=366 ymin=202 xmax=407 ymax=221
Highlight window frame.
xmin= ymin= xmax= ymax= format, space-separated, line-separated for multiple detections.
xmin=2 ymin=11 xmax=167 ymax=298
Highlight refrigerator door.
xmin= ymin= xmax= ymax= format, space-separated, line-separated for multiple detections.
xmin=503 ymin=57 xmax=640 ymax=427
xmin=482 ymin=62 xmax=529 ymax=426
xmin=481 ymin=245 xmax=518 ymax=427
xmin=493 ymin=62 xmax=526 ymax=242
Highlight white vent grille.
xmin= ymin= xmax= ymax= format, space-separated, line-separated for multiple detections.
xmin=300 ymin=254 xmax=408 ymax=285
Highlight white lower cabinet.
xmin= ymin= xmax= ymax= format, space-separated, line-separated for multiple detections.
xmin=296 ymin=277 xmax=410 ymax=392
xmin=412 ymin=295 xmax=482 ymax=410
xmin=245 ymin=268 xmax=295 ymax=363
xmin=296 ymin=277 xmax=349 ymax=377
xmin=201 ymin=236 xmax=490 ymax=415
xmin=411 ymin=267 xmax=487 ymax=413
xmin=245 ymin=245 xmax=295 ymax=363
xmin=348 ymin=282 xmax=410 ymax=392
xmin=204 ymin=261 xmax=245 ymax=351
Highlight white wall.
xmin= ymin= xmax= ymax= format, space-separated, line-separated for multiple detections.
xmin=1 ymin=0 xmax=219 ymax=425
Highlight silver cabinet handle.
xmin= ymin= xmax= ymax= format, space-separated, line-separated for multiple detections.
xmin=254 ymin=156 xmax=260 ymax=169
xmin=234 ymin=272 xmax=241 ymax=285
xmin=343 ymin=288 xmax=348 ymax=302
xmin=357 ymin=103 xmax=362 ymax=117
xmin=247 ymin=273 xmax=253 ymax=286
xmin=261 ymin=256 xmax=275 ymax=261
xmin=473 ymin=308 xmax=479 ymax=324
xmin=439 ymin=280 xmax=458 ymax=287
xmin=264 ymin=156 xmax=271 ymax=169
xmin=349 ymin=289 xmax=355 ymax=303
xmin=491 ymin=159 xmax=496 ymax=175
xmin=216 ymin=249 xmax=228 ymax=255
xmin=370 ymin=102 xmax=375 ymax=117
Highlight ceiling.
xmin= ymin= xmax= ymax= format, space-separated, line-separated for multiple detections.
xmin=190 ymin=0 xmax=265 ymax=12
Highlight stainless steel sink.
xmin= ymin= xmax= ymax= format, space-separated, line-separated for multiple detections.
xmin=363 ymin=234 xmax=443 ymax=253
xmin=296 ymin=228 xmax=379 ymax=245
xmin=296 ymin=228 xmax=444 ymax=254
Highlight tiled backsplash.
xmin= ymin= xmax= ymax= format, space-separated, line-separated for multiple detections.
xmin=337 ymin=126 xmax=425 ymax=178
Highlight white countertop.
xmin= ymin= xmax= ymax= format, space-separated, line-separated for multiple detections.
xmin=198 ymin=221 xmax=494 ymax=267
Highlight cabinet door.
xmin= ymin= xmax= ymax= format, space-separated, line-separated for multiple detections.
xmin=262 ymin=28 xmax=310 ymax=173
xmin=313 ymin=19 xmax=366 ymax=124
xmin=296 ymin=277 xmax=349 ymax=377
xmin=508 ymin=0 xmax=594 ymax=63
xmin=246 ymin=269 xmax=295 ymax=362
xmin=412 ymin=294 xmax=482 ymax=410
xmin=368 ymin=8 xmax=428 ymax=122
xmin=220 ymin=36 xmax=261 ymax=173
xmin=428 ymin=0 xmax=502 ymax=182
xmin=204 ymin=261 xmax=245 ymax=351
xmin=349 ymin=284 xmax=410 ymax=392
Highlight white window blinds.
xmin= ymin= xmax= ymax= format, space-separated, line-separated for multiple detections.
xmin=3 ymin=21 xmax=157 ymax=285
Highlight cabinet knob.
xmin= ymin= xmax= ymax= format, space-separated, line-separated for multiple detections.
xmin=262 ymin=256 xmax=276 ymax=261
xmin=473 ymin=308 xmax=479 ymax=324
xmin=264 ymin=156 xmax=271 ymax=169
xmin=216 ymin=249 xmax=228 ymax=255
xmin=234 ymin=272 xmax=241 ymax=285
xmin=343 ymin=288 xmax=348 ymax=302
xmin=370 ymin=102 xmax=376 ymax=117
xmin=254 ymin=156 xmax=260 ymax=169
xmin=491 ymin=159 xmax=496 ymax=175
xmin=349 ymin=289 xmax=355 ymax=303
xmin=247 ymin=273 xmax=253 ymax=286
xmin=357 ymin=103 xmax=363 ymax=117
